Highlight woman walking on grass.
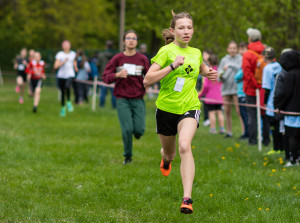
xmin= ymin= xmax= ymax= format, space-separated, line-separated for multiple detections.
xmin=103 ymin=30 xmax=150 ymax=165
xmin=144 ymin=10 xmax=218 ymax=214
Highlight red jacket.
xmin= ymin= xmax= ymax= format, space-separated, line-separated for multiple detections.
xmin=242 ymin=41 xmax=265 ymax=96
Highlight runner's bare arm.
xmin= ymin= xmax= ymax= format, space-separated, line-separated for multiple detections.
xmin=144 ymin=56 xmax=184 ymax=88
xmin=200 ymin=62 xmax=218 ymax=81
xmin=53 ymin=58 xmax=67 ymax=69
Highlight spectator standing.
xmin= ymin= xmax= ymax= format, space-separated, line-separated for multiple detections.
xmin=261 ymin=47 xmax=284 ymax=154
xmin=201 ymin=49 xmax=213 ymax=126
xmin=98 ymin=40 xmax=118 ymax=109
xmin=273 ymin=48 xmax=293 ymax=160
xmin=218 ymin=41 xmax=243 ymax=138
xmin=277 ymin=50 xmax=300 ymax=167
xmin=242 ymin=28 xmax=265 ymax=145
xmin=234 ymin=42 xmax=249 ymax=140
xmin=76 ymin=50 xmax=91 ymax=104
xmin=199 ymin=54 xmax=225 ymax=134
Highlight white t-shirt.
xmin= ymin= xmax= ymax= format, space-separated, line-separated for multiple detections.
xmin=55 ymin=51 xmax=76 ymax=79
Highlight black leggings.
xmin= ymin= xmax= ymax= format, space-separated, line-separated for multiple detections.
xmin=58 ymin=78 xmax=73 ymax=106
xmin=285 ymin=126 xmax=300 ymax=164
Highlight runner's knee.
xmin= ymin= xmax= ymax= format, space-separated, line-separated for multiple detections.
xmin=179 ymin=139 xmax=191 ymax=155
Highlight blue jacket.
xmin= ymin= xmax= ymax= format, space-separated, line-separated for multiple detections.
xmin=234 ymin=68 xmax=245 ymax=97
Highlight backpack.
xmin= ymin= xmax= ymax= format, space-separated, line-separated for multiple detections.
xmin=248 ymin=49 xmax=267 ymax=85
xmin=89 ymin=59 xmax=99 ymax=79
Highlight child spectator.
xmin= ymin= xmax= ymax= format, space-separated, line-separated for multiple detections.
xmin=218 ymin=41 xmax=243 ymax=138
xmin=27 ymin=52 xmax=46 ymax=113
xmin=234 ymin=42 xmax=249 ymax=140
xmin=262 ymin=47 xmax=284 ymax=155
xmin=76 ymin=51 xmax=91 ymax=104
xmin=199 ymin=54 xmax=225 ymax=134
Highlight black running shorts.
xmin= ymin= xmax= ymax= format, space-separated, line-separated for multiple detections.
xmin=156 ymin=108 xmax=201 ymax=136
xmin=30 ymin=79 xmax=42 ymax=92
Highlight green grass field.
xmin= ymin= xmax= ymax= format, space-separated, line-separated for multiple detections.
xmin=0 ymin=81 xmax=299 ymax=222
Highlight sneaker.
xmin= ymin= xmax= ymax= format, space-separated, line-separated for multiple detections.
xmin=180 ymin=197 xmax=193 ymax=214
xmin=284 ymin=161 xmax=298 ymax=167
xmin=209 ymin=128 xmax=217 ymax=134
xmin=19 ymin=97 xmax=24 ymax=104
xmin=67 ymin=101 xmax=74 ymax=112
xmin=224 ymin=134 xmax=232 ymax=138
xmin=239 ymin=135 xmax=248 ymax=140
xmin=264 ymin=149 xmax=279 ymax=156
xmin=60 ymin=107 xmax=66 ymax=117
xmin=15 ymin=86 xmax=20 ymax=93
xmin=160 ymin=158 xmax=171 ymax=176
xmin=32 ymin=106 xmax=37 ymax=113
xmin=219 ymin=128 xmax=226 ymax=134
xmin=123 ymin=157 xmax=132 ymax=164
xmin=203 ymin=119 xmax=210 ymax=127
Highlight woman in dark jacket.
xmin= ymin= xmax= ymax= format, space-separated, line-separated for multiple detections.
xmin=277 ymin=50 xmax=300 ymax=167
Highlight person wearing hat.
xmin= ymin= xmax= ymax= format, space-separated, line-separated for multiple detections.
xmin=242 ymin=28 xmax=265 ymax=145
xmin=262 ymin=47 xmax=284 ymax=155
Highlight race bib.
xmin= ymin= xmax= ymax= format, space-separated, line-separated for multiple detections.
xmin=18 ymin=64 xmax=25 ymax=71
xmin=123 ymin=63 xmax=136 ymax=75
xmin=174 ymin=77 xmax=185 ymax=92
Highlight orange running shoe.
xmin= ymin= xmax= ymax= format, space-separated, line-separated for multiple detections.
xmin=180 ymin=197 xmax=193 ymax=214
xmin=160 ymin=158 xmax=171 ymax=176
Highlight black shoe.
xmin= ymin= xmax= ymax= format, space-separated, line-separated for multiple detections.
xmin=33 ymin=106 xmax=37 ymax=113
xmin=123 ymin=157 xmax=132 ymax=164
xmin=239 ymin=135 xmax=248 ymax=140
xmin=224 ymin=134 xmax=232 ymax=138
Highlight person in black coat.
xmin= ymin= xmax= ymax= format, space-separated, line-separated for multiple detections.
xmin=276 ymin=50 xmax=300 ymax=166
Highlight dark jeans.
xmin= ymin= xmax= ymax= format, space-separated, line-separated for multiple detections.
xmin=268 ymin=116 xmax=285 ymax=151
xmin=100 ymin=86 xmax=116 ymax=108
xmin=245 ymin=95 xmax=257 ymax=144
xmin=262 ymin=115 xmax=270 ymax=146
xmin=77 ymin=82 xmax=88 ymax=103
xmin=238 ymin=97 xmax=249 ymax=137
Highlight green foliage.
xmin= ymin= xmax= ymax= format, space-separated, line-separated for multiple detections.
xmin=0 ymin=0 xmax=299 ymax=69
xmin=0 ymin=82 xmax=299 ymax=222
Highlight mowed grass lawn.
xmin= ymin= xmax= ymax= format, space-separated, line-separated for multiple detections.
xmin=0 ymin=81 xmax=299 ymax=222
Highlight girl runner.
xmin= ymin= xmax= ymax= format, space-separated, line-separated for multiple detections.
xmin=103 ymin=30 xmax=150 ymax=164
xmin=27 ymin=52 xmax=46 ymax=113
xmin=54 ymin=40 xmax=78 ymax=117
xmin=144 ymin=11 xmax=218 ymax=214
xmin=14 ymin=48 xmax=28 ymax=104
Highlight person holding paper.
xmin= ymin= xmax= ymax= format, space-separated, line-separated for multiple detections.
xmin=143 ymin=11 xmax=218 ymax=214
xmin=102 ymin=30 xmax=150 ymax=165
